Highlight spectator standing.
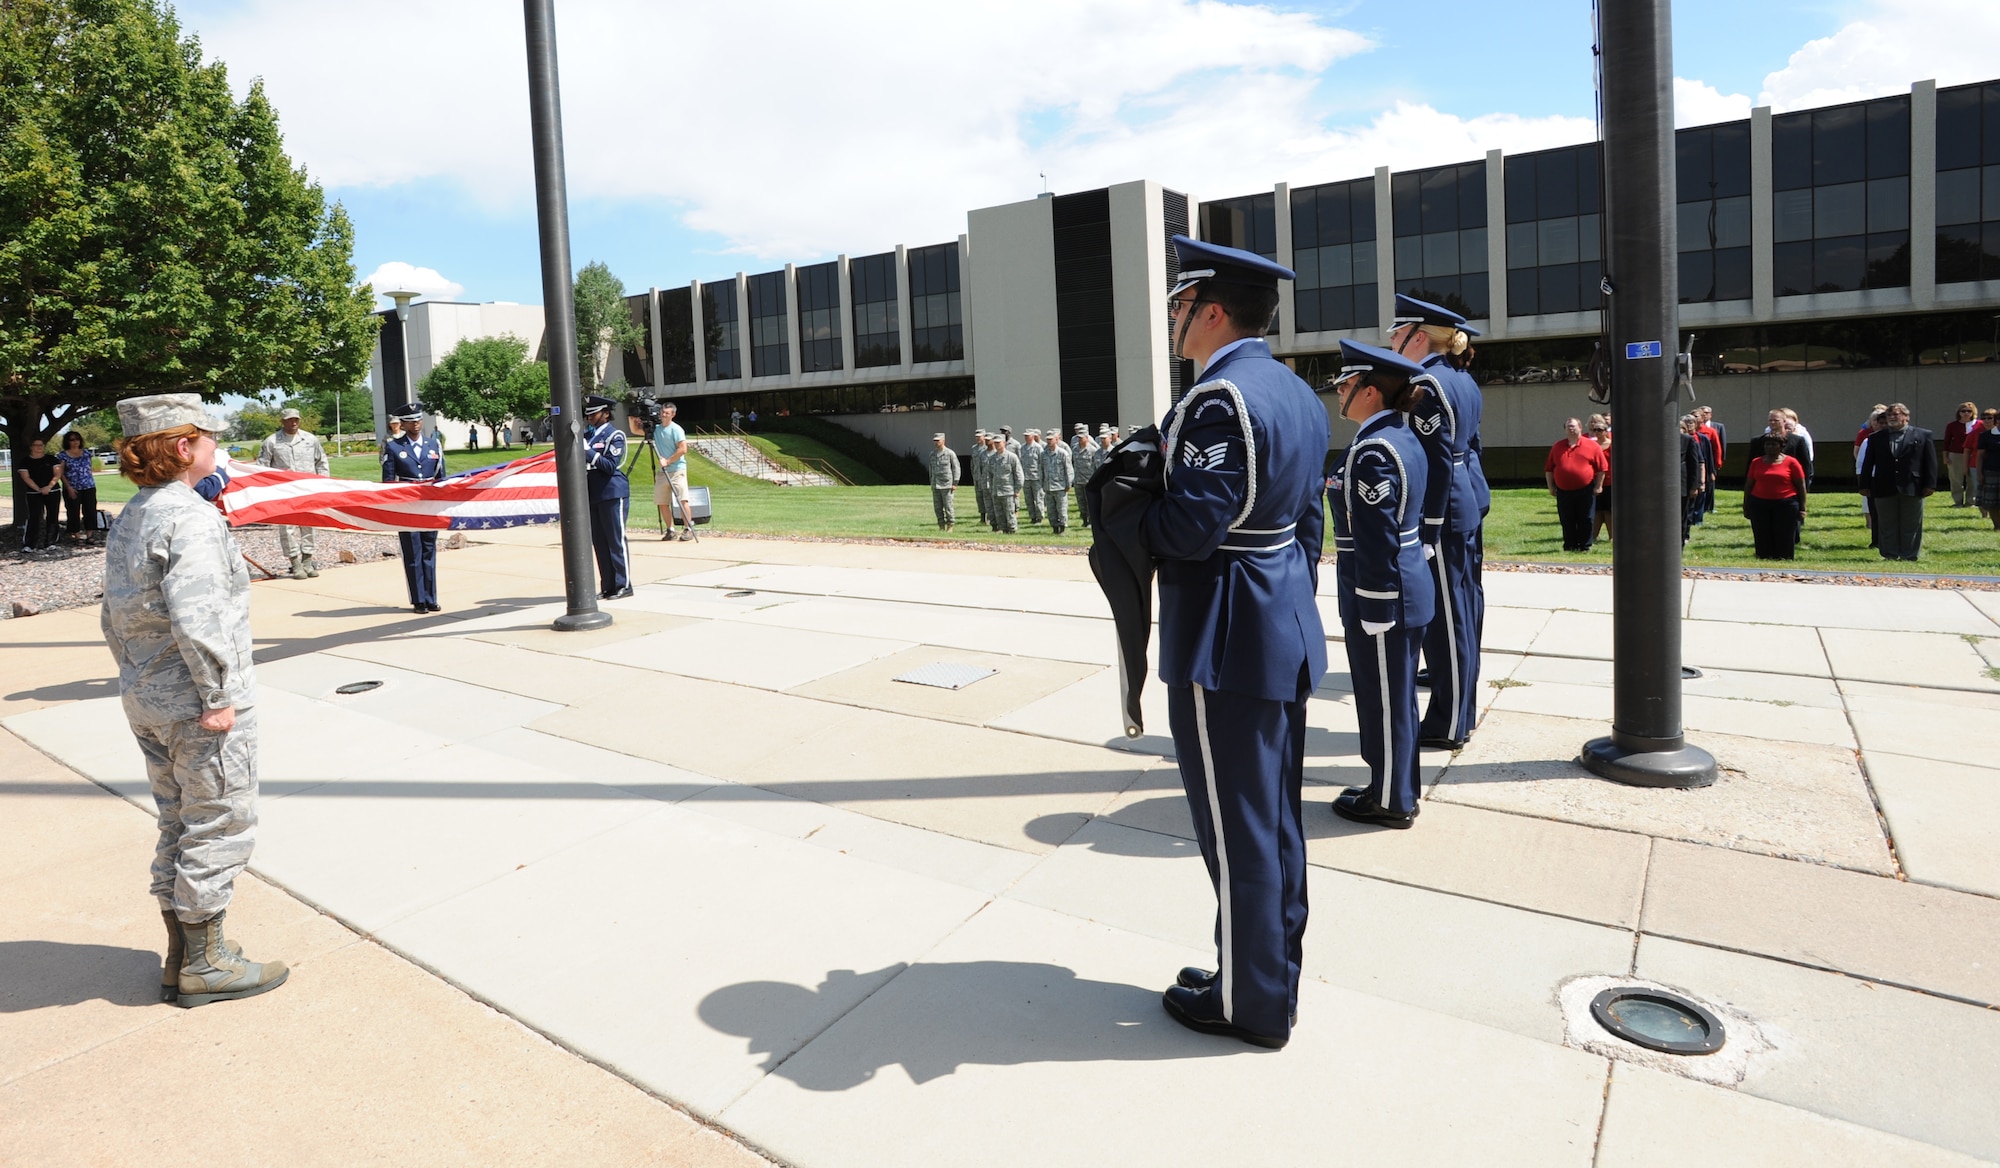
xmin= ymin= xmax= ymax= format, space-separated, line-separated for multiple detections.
xmin=653 ymin=401 xmax=697 ymax=541
xmin=1544 ymin=417 xmax=1608 ymax=551
xmin=1742 ymin=433 xmax=1808 ymax=559
xmin=1944 ymin=403 xmax=1981 ymax=507
xmin=746 ymin=409 xmax=758 ymax=429
xmin=1679 ymin=414 xmax=1705 ymax=544
xmin=1855 ymin=406 xmax=1887 ymax=548
xmin=57 ymin=432 xmax=99 ymax=545
xmin=15 ymin=436 xmax=61 ymax=552
xmin=256 ymin=408 xmax=331 ymax=579
xmin=1589 ymin=418 xmax=1614 ymax=546
xmin=467 ymin=426 xmax=479 ymax=452
xmin=1974 ymin=409 xmax=2000 ymax=528
xmin=1782 ymin=408 xmax=1815 ymax=485
xmin=1858 ymin=403 xmax=1937 ymax=561
xmin=1693 ymin=407 xmax=1723 ymax=522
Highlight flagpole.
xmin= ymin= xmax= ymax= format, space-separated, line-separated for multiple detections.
xmin=523 ymin=0 xmax=610 ymax=632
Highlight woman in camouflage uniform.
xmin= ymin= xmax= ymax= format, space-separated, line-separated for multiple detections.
xmin=103 ymin=393 xmax=288 ymax=1007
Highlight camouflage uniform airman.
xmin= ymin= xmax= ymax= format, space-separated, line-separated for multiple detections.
xmin=991 ymin=441 xmax=1024 ymax=533
xmin=103 ymin=392 xmax=287 ymax=1008
xmin=928 ymin=435 xmax=959 ymax=530
xmin=256 ymin=413 xmax=330 ymax=576
xmin=1042 ymin=435 xmax=1075 ymax=534
xmin=1021 ymin=429 xmax=1045 ymax=524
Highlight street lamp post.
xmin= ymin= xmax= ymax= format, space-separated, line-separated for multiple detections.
xmin=523 ymin=0 xmax=610 ymax=633
xmin=382 ymin=288 xmax=421 ymax=440
xmin=1580 ymin=0 xmax=1717 ymax=788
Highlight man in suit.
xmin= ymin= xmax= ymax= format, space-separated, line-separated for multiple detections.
xmin=1144 ymin=236 xmax=1328 ymax=1051
xmin=1858 ymin=402 xmax=1938 ymax=561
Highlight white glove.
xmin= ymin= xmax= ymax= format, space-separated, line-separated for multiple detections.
xmin=1423 ymin=544 xmax=1436 ymax=560
xmin=1361 ymin=620 xmax=1394 ymax=636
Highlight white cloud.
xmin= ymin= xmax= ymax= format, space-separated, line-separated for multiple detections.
xmin=361 ymin=261 xmax=463 ymax=306
xmin=1673 ymin=78 xmax=1752 ymax=129
xmin=1757 ymin=0 xmax=2000 ymax=111
xmin=189 ymin=0 xmax=1604 ymax=263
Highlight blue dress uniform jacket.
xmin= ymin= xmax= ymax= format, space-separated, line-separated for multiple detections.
xmin=1145 ymin=339 xmax=1330 ymax=705
xmin=382 ymin=431 xmax=446 ymax=608
xmin=1410 ymin=355 xmax=1486 ymax=744
xmin=1331 ymin=410 xmax=1434 ymax=814
xmin=584 ymin=419 xmax=631 ymax=593
xmin=1142 ymin=338 xmax=1328 ymax=1043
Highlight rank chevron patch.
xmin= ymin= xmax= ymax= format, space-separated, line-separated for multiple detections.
xmin=1355 ymin=479 xmax=1394 ymax=505
xmin=1180 ymin=440 xmax=1232 ymax=470
xmin=1412 ymin=413 xmax=1444 ymax=436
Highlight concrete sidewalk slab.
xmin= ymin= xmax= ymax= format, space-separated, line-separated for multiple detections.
xmin=597 ymin=619 xmax=913 ymax=690
xmin=672 ymin=562 xmax=1112 ymax=619
xmin=531 ymin=673 xmax=853 ymax=779
xmin=1862 ymin=751 xmax=2000 ymax=898
xmin=1640 ymin=839 xmax=2000 ymax=1004
xmin=1510 ymin=655 xmax=1847 ymax=708
xmin=1636 ymin=935 xmax=2000 ymax=1162
xmin=1595 ymin=1063 xmax=1988 ymax=1168
xmin=1687 ymin=578 xmax=1999 ymax=635
xmin=794 ymin=646 xmax=1100 ymax=724
xmin=717 ymin=897 xmax=1609 ymax=1168
xmin=1841 ymin=681 xmax=2000 ymax=767
xmin=735 ymin=594 xmax=1118 ymax=666
xmin=1431 ymin=711 xmax=1892 ymax=872
xmin=324 ymin=632 xmax=660 ymax=706
xmin=373 ymin=803 xmax=991 ymax=1119
xmin=1820 ymin=626 xmax=2000 ymax=691
xmin=987 ymin=664 xmax=1174 ymax=755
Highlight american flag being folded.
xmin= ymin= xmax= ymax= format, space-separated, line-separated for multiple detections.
xmin=214 ymin=452 xmax=562 ymax=532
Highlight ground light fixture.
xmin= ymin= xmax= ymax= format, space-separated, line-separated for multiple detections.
xmin=334 ymin=681 xmax=384 ymax=695
xmin=1589 ymin=986 xmax=1726 ymax=1055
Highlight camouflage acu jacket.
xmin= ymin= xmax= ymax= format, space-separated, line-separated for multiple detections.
xmin=101 ymin=480 xmax=256 ymax=725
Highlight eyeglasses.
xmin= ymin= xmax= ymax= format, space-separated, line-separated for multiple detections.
xmin=1167 ymin=297 xmax=1211 ymax=320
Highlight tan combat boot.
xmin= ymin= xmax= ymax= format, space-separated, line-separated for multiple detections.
xmin=160 ymin=909 xmax=240 ymax=1003
xmin=303 ymin=554 xmax=320 ymax=577
xmin=289 ymin=556 xmax=309 ymax=580
xmin=176 ymin=911 xmax=288 ymax=1007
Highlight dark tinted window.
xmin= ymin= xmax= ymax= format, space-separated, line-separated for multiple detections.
xmin=1773 ymin=95 xmax=1910 ymax=295
xmin=700 ymin=281 xmax=740 ymax=381
xmin=795 ymin=261 xmax=842 ymax=374
xmin=1291 ymin=176 xmax=1379 ymax=333
xmin=907 ymin=242 xmax=963 ymax=363
xmin=848 ymin=251 xmax=900 ymax=368
xmin=747 ymin=270 xmax=788 ymax=377
xmin=657 ymin=286 xmax=695 ymax=385
xmin=1935 ymin=81 xmax=2000 ymax=284
xmin=1392 ymin=160 xmax=1488 ymax=320
xmin=1504 ymin=144 xmax=1601 ymax=316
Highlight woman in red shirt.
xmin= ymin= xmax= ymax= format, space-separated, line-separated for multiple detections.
xmin=1944 ymin=402 xmax=1980 ymax=507
xmin=1742 ymin=433 xmax=1808 ymax=559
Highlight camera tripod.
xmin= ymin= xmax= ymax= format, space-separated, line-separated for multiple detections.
xmin=623 ymin=430 xmax=699 ymax=541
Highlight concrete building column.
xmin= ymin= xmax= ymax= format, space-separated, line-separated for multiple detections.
xmin=895 ymin=243 xmax=914 ymax=371
xmin=836 ymin=254 xmax=856 ymax=372
xmin=784 ymin=262 xmax=801 ymax=384
xmin=646 ymin=286 xmax=664 ymax=390
xmin=1273 ymin=181 xmax=1294 ymax=346
xmin=1373 ymin=165 xmax=1396 ymax=332
xmin=957 ymin=233 xmax=974 ymax=370
xmin=1751 ymin=106 xmax=1775 ymax=321
xmin=1911 ymin=79 xmax=1938 ymax=310
xmin=1485 ymin=149 xmax=1509 ymax=336
xmin=691 ymin=279 xmax=707 ymax=389
xmin=692 ymin=280 xmax=708 ymax=390
xmin=734 ymin=273 xmax=751 ymax=384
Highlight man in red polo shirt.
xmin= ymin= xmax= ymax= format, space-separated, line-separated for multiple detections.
xmin=1545 ymin=417 xmax=1610 ymax=551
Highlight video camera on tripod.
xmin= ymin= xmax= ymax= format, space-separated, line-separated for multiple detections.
xmin=626 ymin=390 xmax=664 ymax=434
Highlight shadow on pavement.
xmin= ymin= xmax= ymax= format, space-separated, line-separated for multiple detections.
xmin=6 ymin=677 xmax=119 ymax=704
xmin=700 ymin=961 xmax=1232 ymax=1090
xmin=0 ymin=941 xmax=160 ymax=1012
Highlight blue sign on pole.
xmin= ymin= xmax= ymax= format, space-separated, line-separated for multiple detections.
xmin=1625 ymin=340 xmax=1663 ymax=359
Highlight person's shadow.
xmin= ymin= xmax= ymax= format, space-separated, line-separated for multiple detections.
xmin=700 ymin=961 xmax=1240 ymax=1091
xmin=0 ymin=941 xmax=161 ymax=1011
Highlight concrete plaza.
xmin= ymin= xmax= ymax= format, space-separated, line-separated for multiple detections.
xmin=4 ymin=529 xmax=1998 ymax=1166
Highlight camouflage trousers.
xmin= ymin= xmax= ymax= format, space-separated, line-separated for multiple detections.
xmin=1024 ymin=483 xmax=1044 ymax=523
xmin=1045 ymin=489 xmax=1070 ymax=535
xmin=134 ymin=707 xmax=260 ymax=924
xmin=992 ymin=492 xmax=1018 ymax=533
xmin=275 ymin=524 xmax=316 ymax=560
xmin=931 ymin=487 xmax=956 ymax=528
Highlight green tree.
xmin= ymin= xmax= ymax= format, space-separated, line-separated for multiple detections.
xmin=417 ymin=334 xmax=549 ymax=440
xmin=572 ymin=261 xmax=643 ymax=391
xmin=0 ymin=0 xmax=378 ymax=495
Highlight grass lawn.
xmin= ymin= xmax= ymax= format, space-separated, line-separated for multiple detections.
xmin=1483 ymin=486 xmax=2000 ymax=577
xmin=83 ymin=445 xmax=2000 ymax=575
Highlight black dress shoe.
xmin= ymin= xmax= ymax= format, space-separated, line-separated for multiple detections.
xmin=604 ymin=586 xmax=634 ymax=600
xmin=1414 ymin=669 xmax=1431 ymax=688
xmin=1419 ymin=735 xmax=1466 ymax=751
xmin=1332 ymin=788 xmax=1418 ymax=829
xmin=1160 ymin=984 xmax=1287 ymax=1049
xmin=1177 ymin=966 xmax=1215 ymax=990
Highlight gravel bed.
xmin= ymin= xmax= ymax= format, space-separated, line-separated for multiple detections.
xmin=3 ymin=515 xmax=407 ymax=618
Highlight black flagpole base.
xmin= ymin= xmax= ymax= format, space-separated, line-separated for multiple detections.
xmin=1581 ymin=735 xmax=1718 ymax=789
xmin=553 ymin=608 xmax=613 ymax=632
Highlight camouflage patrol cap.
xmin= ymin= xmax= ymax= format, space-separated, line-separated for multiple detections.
xmin=116 ymin=393 xmax=227 ymax=438
xmin=279 ymin=407 xmax=302 ymax=420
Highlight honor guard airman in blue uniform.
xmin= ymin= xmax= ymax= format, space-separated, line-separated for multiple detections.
xmin=1328 ymin=340 xmax=1436 ymax=829
xmin=1145 ymin=237 xmax=1329 ymax=1050
xmin=582 ymin=394 xmax=633 ymax=599
xmin=382 ymin=401 xmax=446 ymax=612
xmin=1392 ymin=294 xmax=1487 ymax=749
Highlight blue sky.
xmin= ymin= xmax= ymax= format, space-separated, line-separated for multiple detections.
xmin=173 ymin=0 xmax=1985 ymax=309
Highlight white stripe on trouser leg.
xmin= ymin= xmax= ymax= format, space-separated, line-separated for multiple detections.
xmin=1375 ymin=631 xmax=1393 ymax=806
xmin=1193 ymin=684 xmax=1233 ymax=1023
xmin=1434 ymin=550 xmax=1459 ymax=740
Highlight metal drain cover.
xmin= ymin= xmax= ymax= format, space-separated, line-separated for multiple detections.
xmin=892 ymin=662 xmax=997 ymax=690
xmin=334 ymin=680 xmax=384 ymax=695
